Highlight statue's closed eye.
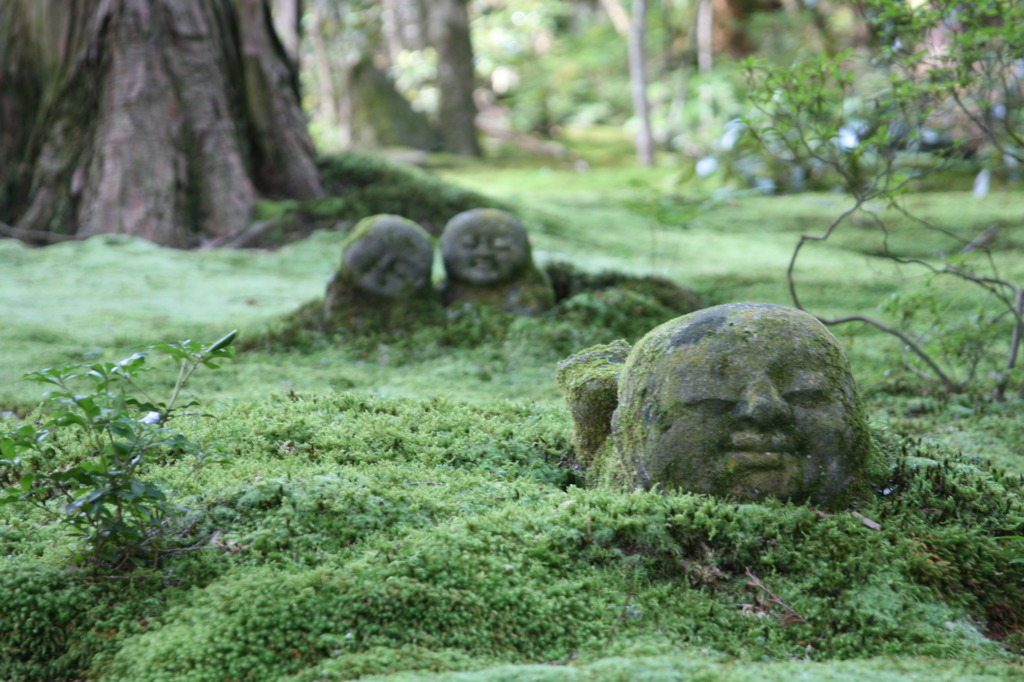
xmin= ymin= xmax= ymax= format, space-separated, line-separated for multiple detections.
xmin=682 ymin=397 xmax=736 ymax=414
xmin=783 ymin=388 xmax=828 ymax=407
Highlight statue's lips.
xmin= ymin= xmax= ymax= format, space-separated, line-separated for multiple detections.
xmin=463 ymin=258 xmax=499 ymax=274
xmin=725 ymin=450 xmax=792 ymax=470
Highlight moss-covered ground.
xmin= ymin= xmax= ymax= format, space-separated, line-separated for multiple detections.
xmin=1 ymin=135 xmax=1023 ymax=680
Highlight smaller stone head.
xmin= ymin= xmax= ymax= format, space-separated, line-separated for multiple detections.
xmin=612 ymin=303 xmax=872 ymax=504
xmin=441 ymin=209 xmax=530 ymax=286
xmin=342 ymin=215 xmax=434 ymax=299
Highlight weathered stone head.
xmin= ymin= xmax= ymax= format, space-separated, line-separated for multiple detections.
xmin=324 ymin=214 xmax=440 ymax=330
xmin=442 ymin=208 xmax=530 ymax=285
xmin=339 ymin=214 xmax=434 ymax=299
xmin=440 ymin=208 xmax=554 ymax=316
xmin=611 ymin=302 xmax=873 ymax=505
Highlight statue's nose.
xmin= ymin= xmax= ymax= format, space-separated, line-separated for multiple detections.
xmin=737 ymin=380 xmax=792 ymax=426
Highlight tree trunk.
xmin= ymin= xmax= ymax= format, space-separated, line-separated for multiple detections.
xmin=0 ymin=3 xmax=40 ymax=218
xmin=427 ymin=0 xmax=482 ymax=157
xmin=1 ymin=0 xmax=323 ymax=248
xmin=383 ymin=0 xmax=429 ymax=65
xmin=696 ymin=0 xmax=714 ymax=73
xmin=307 ymin=3 xmax=342 ymax=133
xmin=271 ymin=0 xmax=302 ymax=69
xmin=629 ymin=0 xmax=655 ymax=166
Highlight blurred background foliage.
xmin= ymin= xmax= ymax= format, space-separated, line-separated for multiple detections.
xmin=284 ymin=0 xmax=1024 ymax=398
xmin=296 ymin=0 xmax=1021 ymax=195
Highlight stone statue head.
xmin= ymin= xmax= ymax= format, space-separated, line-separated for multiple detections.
xmin=342 ymin=215 xmax=434 ymax=299
xmin=611 ymin=302 xmax=872 ymax=504
xmin=441 ymin=209 xmax=530 ymax=286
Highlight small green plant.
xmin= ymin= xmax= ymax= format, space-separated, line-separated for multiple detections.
xmin=0 ymin=330 xmax=238 ymax=570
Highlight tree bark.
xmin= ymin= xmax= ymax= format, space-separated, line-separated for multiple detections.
xmin=427 ymin=0 xmax=482 ymax=157
xmin=1 ymin=0 xmax=323 ymax=248
xmin=629 ymin=0 xmax=655 ymax=166
xmin=0 ymin=3 xmax=40 ymax=217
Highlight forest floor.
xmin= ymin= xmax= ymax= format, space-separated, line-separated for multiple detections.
xmin=4 ymin=134 xmax=1022 ymax=472
xmin=1 ymin=135 xmax=1023 ymax=680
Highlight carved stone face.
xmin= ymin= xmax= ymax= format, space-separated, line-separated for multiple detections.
xmin=342 ymin=216 xmax=434 ymax=299
xmin=441 ymin=209 xmax=530 ymax=286
xmin=612 ymin=303 xmax=870 ymax=504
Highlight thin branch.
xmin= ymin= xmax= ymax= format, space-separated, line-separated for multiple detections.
xmin=950 ymin=88 xmax=1013 ymax=162
xmin=744 ymin=567 xmax=808 ymax=626
xmin=1008 ymin=287 xmax=1024 ymax=373
xmin=786 ymin=200 xmax=866 ymax=311
xmin=200 ymin=219 xmax=282 ymax=249
xmin=819 ymin=313 xmax=963 ymax=391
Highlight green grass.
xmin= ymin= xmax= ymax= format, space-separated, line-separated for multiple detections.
xmin=1 ymin=139 xmax=1024 ymax=681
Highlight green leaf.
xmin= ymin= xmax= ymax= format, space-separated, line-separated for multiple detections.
xmin=67 ymin=486 xmax=112 ymax=513
xmin=126 ymin=397 xmax=163 ymax=413
xmin=53 ymin=413 xmax=88 ymax=429
xmin=108 ymin=421 xmax=138 ymax=440
xmin=111 ymin=441 xmax=136 ymax=459
xmin=206 ymin=330 xmax=239 ymax=354
xmin=115 ymin=352 xmax=149 ymax=374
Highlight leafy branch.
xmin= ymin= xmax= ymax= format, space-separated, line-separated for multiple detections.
xmin=0 ymin=330 xmax=238 ymax=570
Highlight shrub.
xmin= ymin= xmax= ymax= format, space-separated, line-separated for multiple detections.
xmin=0 ymin=331 xmax=237 ymax=570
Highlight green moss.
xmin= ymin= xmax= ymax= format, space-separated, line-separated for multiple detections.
xmin=0 ymin=564 xmax=159 ymax=681
xmin=314 ymin=153 xmax=509 ymax=233
xmin=2 ymin=390 xmax=1023 ymax=680
xmin=286 ymin=646 xmax=497 ymax=681
xmin=360 ymin=655 xmax=1022 ymax=681
xmin=4 ymin=160 xmax=1024 ymax=681
xmin=544 ymin=261 xmax=705 ymax=312
xmin=556 ymin=340 xmax=631 ymax=466
xmin=442 ymin=263 xmax=556 ymax=317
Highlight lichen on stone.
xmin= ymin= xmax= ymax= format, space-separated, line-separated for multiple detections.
xmin=608 ymin=302 xmax=879 ymax=506
xmin=323 ymin=214 xmax=442 ymax=333
xmin=555 ymin=340 xmax=631 ymax=467
xmin=439 ymin=208 xmax=554 ymax=316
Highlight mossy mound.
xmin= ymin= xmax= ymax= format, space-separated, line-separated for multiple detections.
xmin=544 ymin=261 xmax=704 ymax=311
xmin=244 ymin=154 xmax=510 ymax=247
xmin=1 ymin=393 xmax=1022 ymax=680
xmin=315 ymin=154 xmax=509 ymax=235
xmin=245 ymin=264 xmax=703 ymax=361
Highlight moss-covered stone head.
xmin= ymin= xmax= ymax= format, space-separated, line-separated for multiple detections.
xmin=441 ymin=209 xmax=530 ymax=286
xmin=341 ymin=214 xmax=434 ymax=299
xmin=612 ymin=302 xmax=872 ymax=505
